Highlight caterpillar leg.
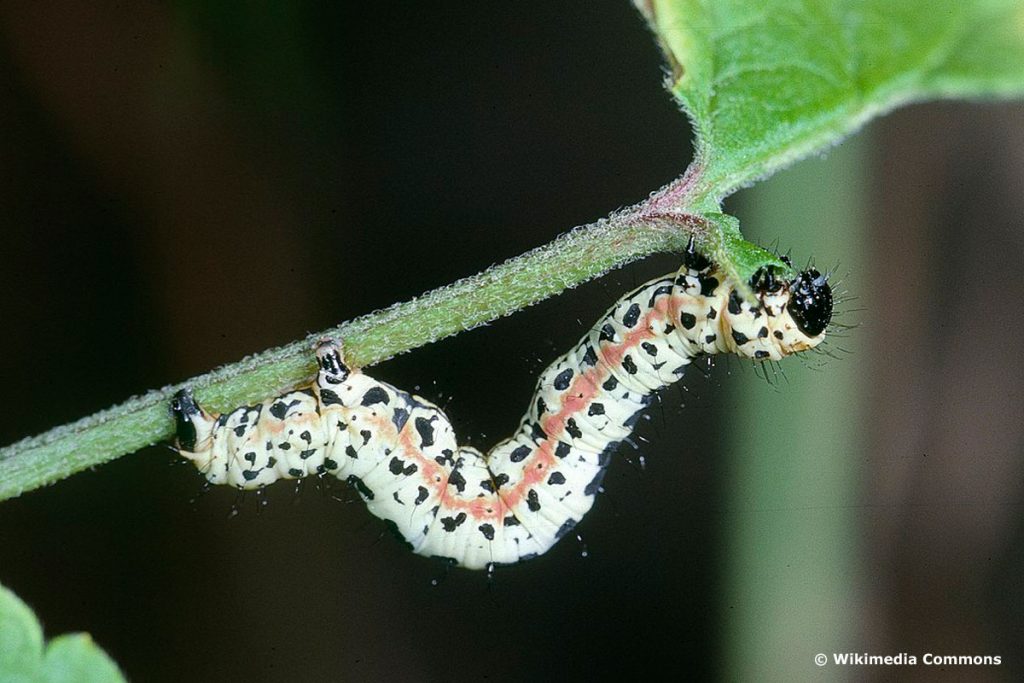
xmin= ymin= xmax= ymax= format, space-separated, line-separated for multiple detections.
xmin=171 ymin=388 xmax=221 ymax=481
xmin=171 ymin=389 xmax=203 ymax=452
xmin=314 ymin=339 xmax=351 ymax=381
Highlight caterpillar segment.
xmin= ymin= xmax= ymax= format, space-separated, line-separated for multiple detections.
xmin=173 ymin=245 xmax=833 ymax=569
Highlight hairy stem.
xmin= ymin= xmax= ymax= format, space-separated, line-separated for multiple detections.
xmin=0 ymin=176 xmax=709 ymax=501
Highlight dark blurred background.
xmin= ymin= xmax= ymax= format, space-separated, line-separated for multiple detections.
xmin=1 ymin=2 xmax=1022 ymax=681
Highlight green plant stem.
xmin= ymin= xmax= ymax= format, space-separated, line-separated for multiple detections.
xmin=0 ymin=177 xmax=710 ymax=501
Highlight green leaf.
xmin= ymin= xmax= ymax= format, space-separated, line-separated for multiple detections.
xmin=701 ymin=212 xmax=789 ymax=294
xmin=641 ymin=0 xmax=1024 ymax=287
xmin=639 ymin=0 xmax=1024 ymax=205
xmin=0 ymin=583 xmax=125 ymax=683
xmin=0 ymin=583 xmax=43 ymax=682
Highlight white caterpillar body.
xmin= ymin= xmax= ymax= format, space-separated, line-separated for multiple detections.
xmin=173 ymin=247 xmax=833 ymax=569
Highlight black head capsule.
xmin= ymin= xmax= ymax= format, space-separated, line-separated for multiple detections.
xmin=171 ymin=389 xmax=200 ymax=451
xmin=786 ymin=269 xmax=833 ymax=337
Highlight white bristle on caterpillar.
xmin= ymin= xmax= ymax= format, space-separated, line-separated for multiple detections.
xmin=172 ymin=243 xmax=833 ymax=569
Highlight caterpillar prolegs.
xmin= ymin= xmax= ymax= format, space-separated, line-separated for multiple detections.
xmin=172 ymin=245 xmax=833 ymax=569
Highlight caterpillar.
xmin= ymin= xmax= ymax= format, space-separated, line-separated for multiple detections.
xmin=172 ymin=242 xmax=832 ymax=569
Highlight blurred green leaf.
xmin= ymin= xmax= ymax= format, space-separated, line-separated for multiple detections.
xmin=0 ymin=583 xmax=125 ymax=683
xmin=0 ymin=582 xmax=42 ymax=682
xmin=173 ymin=0 xmax=319 ymax=109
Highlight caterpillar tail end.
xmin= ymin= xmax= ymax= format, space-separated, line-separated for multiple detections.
xmin=170 ymin=389 xmax=214 ymax=456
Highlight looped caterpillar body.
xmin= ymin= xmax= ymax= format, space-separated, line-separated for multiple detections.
xmin=172 ymin=243 xmax=833 ymax=569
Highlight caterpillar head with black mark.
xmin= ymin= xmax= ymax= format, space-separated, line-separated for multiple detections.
xmin=681 ymin=244 xmax=833 ymax=363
